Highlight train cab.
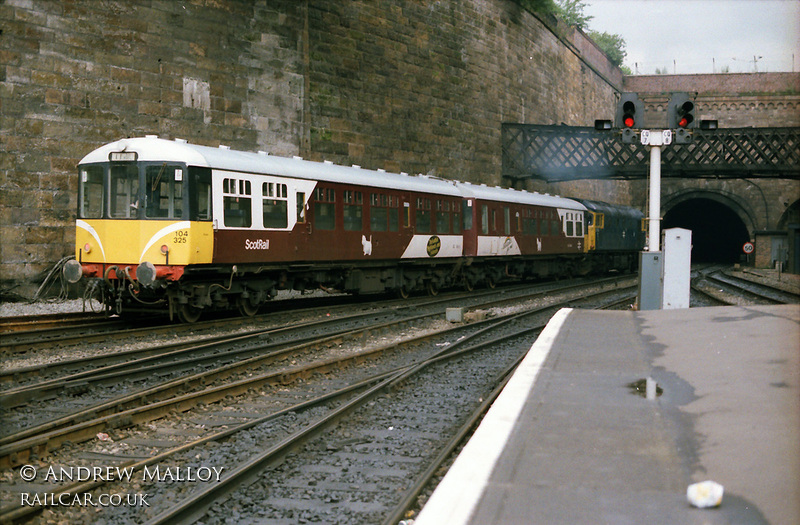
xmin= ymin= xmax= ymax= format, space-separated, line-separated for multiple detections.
xmin=64 ymin=138 xmax=215 ymax=292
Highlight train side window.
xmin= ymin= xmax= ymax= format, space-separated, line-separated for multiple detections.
xmin=481 ymin=205 xmax=489 ymax=235
xmin=145 ymin=164 xmax=183 ymax=219
xmin=110 ymin=163 xmax=140 ymax=218
xmin=296 ymin=192 xmax=306 ymax=223
xmin=565 ymin=213 xmax=574 ymax=237
xmin=596 ymin=213 xmax=605 ymax=229
xmin=388 ymin=196 xmax=399 ymax=232
xmin=453 ymin=201 xmax=461 ymax=234
xmin=79 ymin=166 xmax=104 ymax=218
xmin=435 ymin=200 xmax=449 ymax=234
xmin=550 ymin=219 xmax=560 ymax=236
xmin=462 ymin=200 xmax=473 ymax=231
xmin=189 ymin=167 xmax=212 ymax=221
xmin=343 ymin=190 xmax=363 ymax=231
xmin=504 ymin=207 xmax=511 ymax=235
xmin=222 ymin=177 xmax=252 ymax=228
xmin=416 ymin=197 xmax=431 ymax=233
xmin=370 ymin=193 xmax=387 ymax=232
xmin=314 ymin=187 xmax=336 ymax=231
xmin=262 ymin=182 xmax=288 ymax=228
xmin=575 ymin=214 xmax=583 ymax=237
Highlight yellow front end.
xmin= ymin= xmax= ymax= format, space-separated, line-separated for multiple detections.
xmin=584 ymin=212 xmax=598 ymax=253
xmin=76 ymin=219 xmax=214 ymax=267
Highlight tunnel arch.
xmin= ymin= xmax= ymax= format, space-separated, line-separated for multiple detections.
xmin=662 ymin=191 xmax=752 ymax=263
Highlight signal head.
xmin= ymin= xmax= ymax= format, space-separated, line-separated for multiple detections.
xmin=616 ymin=93 xmax=643 ymax=132
xmin=668 ymin=92 xmax=696 ymax=130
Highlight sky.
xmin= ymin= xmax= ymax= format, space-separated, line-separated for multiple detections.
xmin=582 ymin=0 xmax=800 ymax=75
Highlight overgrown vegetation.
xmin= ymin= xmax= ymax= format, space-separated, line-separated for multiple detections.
xmin=513 ymin=0 xmax=630 ymax=74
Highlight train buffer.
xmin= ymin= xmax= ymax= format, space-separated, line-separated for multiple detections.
xmin=416 ymin=304 xmax=800 ymax=525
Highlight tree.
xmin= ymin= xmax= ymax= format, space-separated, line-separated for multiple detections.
xmin=515 ymin=0 xmax=560 ymax=17
xmin=556 ymin=0 xmax=593 ymax=29
xmin=588 ymin=30 xmax=627 ymax=68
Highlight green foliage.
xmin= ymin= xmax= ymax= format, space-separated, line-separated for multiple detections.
xmin=514 ymin=0 xmax=560 ymax=17
xmin=588 ymin=30 xmax=627 ymax=67
xmin=555 ymin=0 xmax=593 ymax=29
xmin=514 ymin=0 xmax=629 ymax=73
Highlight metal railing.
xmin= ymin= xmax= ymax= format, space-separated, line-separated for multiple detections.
xmin=501 ymin=124 xmax=800 ymax=182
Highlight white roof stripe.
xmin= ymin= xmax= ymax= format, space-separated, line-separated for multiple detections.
xmin=80 ymin=137 xmax=586 ymax=210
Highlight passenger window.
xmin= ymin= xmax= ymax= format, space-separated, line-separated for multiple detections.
xmin=462 ymin=200 xmax=473 ymax=231
xmin=435 ymin=212 xmax=449 ymax=233
xmin=415 ymin=198 xmax=431 ymax=233
xmin=343 ymin=190 xmax=363 ymax=231
xmin=222 ymin=177 xmax=252 ymax=228
xmin=262 ymin=182 xmax=288 ymax=228
xmin=504 ymin=207 xmax=511 ymax=235
xmin=296 ymin=192 xmax=306 ymax=223
xmin=314 ymin=187 xmax=336 ymax=231
xmin=79 ymin=166 xmax=104 ymax=219
xmin=370 ymin=193 xmax=387 ymax=232
xmin=481 ymin=205 xmax=489 ymax=235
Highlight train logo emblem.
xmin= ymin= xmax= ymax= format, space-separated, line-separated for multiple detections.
xmin=426 ymin=236 xmax=441 ymax=257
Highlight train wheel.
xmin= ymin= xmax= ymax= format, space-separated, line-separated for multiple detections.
xmin=397 ymin=284 xmax=410 ymax=299
xmin=237 ymin=295 xmax=259 ymax=317
xmin=426 ymin=281 xmax=439 ymax=296
xmin=463 ymin=277 xmax=474 ymax=292
xmin=177 ymin=303 xmax=202 ymax=323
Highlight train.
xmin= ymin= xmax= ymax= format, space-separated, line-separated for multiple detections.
xmin=63 ymin=136 xmax=645 ymax=321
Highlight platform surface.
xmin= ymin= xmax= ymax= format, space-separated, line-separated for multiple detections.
xmin=416 ymin=305 xmax=800 ymax=525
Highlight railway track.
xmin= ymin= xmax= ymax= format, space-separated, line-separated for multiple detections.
xmin=691 ymin=266 xmax=800 ymax=306
xmin=0 ymin=276 xmax=634 ymax=465
xmin=0 ymin=277 xmax=635 ymax=524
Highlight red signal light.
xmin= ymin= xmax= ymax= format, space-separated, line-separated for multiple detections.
xmin=621 ymin=101 xmax=636 ymax=128
xmin=676 ymin=101 xmax=694 ymax=128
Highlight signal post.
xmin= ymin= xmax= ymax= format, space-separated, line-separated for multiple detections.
xmin=617 ymin=92 xmax=701 ymax=310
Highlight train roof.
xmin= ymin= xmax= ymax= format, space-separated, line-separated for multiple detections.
xmin=79 ymin=137 xmax=585 ymax=209
xmin=574 ymin=199 xmax=644 ymax=218
xmin=455 ymin=182 xmax=585 ymax=210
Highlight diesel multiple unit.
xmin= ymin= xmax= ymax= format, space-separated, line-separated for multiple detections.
xmin=64 ymin=137 xmax=644 ymax=321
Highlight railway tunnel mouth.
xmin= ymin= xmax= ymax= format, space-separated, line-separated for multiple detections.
xmin=662 ymin=197 xmax=750 ymax=264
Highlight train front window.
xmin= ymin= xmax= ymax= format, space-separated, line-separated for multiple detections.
xmin=79 ymin=166 xmax=104 ymax=218
xmin=110 ymin=163 xmax=140 ymax=218
xmin=145 ymin=164 xmax=183 ymax=219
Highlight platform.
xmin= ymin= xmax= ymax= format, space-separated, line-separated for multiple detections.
xmin=415 ymin=305 xmax=800 ymax=525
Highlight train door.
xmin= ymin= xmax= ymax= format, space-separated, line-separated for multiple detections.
xmin=462 ymin=198 xmax=477 ymax=256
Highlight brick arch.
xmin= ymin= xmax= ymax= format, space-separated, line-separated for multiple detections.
xmin=777 ymin=198 xmax=800 ymax=230
xmin=662 ymin=188 xmax=758 ymax=235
